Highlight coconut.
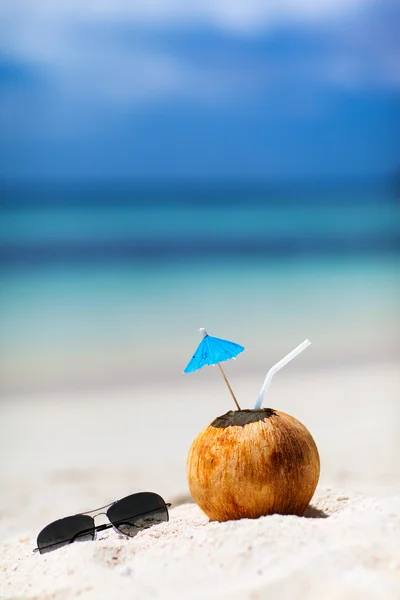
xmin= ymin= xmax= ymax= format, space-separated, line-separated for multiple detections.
xmin=187 ymin=408 xmax=320 ymax=522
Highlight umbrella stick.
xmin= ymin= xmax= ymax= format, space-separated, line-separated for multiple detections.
xmin=217 ymin=363 xmax=241 ymax=410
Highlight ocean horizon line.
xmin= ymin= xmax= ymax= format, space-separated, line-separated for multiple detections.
xmin=0 ymin=177 xmax=397 ymax=208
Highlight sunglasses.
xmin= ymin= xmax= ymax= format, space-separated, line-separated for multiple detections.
xmin=35 ymin=491 xmax=170 ymax=554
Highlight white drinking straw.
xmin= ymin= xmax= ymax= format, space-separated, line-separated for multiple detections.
xmin=254 ymin=339 xmax=311 ymax=409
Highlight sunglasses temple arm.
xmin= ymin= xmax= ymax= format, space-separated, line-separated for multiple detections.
xmin=94 ymin=523 xmax=113 ymax=534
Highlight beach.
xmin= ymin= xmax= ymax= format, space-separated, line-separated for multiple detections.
xmin=1 ymin=361 xmax=399 ymax=599
xmin=1 ymin=192 xmax=399 ymax=598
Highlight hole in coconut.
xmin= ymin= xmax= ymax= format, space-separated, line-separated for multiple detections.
xmin=211 ymin=408 xmax=278 ymax=428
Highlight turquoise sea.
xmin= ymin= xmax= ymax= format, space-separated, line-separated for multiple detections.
xmin=0 ymin=184 xmax=399 ymax=394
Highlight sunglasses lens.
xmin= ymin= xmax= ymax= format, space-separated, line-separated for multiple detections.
xmin=37 ymin=515 xmax=95 ymax=554
xmin=107 ymin=492 xmax=169 ymax=537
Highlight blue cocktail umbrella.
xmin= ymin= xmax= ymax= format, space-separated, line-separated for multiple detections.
xmin=184 ymin=328 xmax=245 ymax=410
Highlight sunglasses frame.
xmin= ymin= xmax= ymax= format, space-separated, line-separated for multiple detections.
xmin=35 ymin=492 xmax=171 ymax=554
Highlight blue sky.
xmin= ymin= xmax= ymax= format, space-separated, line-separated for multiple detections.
xmin=0 ymin=0 xmax=399 ymax=181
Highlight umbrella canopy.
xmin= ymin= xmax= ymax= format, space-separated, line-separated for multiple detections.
xmin=184 ymin=329 xmax=245 ymax=373
xmin=183 ymin=328 xmax=245 ymax=410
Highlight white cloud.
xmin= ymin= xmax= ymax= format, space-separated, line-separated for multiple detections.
xmin=1 ymin=0 xmax=368 ymax=33
xmin=0 ymin=0 xmax=397 ymax=117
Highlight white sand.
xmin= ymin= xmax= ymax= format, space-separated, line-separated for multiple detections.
xmin=1 ymin=363 xmax=399 ymax=599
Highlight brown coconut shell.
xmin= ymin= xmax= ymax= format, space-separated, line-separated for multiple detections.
xmin=187 ymin=408 xmax=320 ymax=522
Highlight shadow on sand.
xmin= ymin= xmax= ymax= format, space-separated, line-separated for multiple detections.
xmin=303 ymin=505 xmax=329 ymax=519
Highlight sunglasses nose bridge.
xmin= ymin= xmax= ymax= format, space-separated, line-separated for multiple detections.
xmin=92 ymin=510 xmax=109 ymax=523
